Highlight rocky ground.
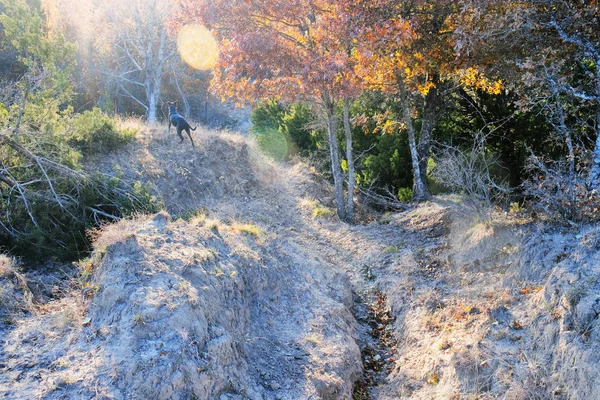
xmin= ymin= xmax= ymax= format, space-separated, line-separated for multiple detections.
xmin=1 ymin=126 xmax=600 ymax=399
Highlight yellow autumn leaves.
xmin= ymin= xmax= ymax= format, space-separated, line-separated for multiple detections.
xmin=460 ymin=67 xmax=504 ymax=95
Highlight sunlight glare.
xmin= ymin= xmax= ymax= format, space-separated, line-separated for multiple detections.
xmin=256 ymin=127 xmax=290 ymax=162
xmin=177 ymin=24 xmax=218 ymax=71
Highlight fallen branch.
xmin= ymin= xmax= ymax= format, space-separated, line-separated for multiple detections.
xmin=88 ymin=207 xmax=122 ymax=222
xmin=357 ymin=186 xmax=410 ymax=211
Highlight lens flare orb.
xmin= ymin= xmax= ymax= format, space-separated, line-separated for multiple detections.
xmin=177 ymin=24 xmax=218 ymax=71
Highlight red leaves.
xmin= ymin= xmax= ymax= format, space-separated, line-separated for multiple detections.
xmin=173 ymin=0 xmax=362 ymax=104
xmin=172 ymin=0 xmax=489 ymax=107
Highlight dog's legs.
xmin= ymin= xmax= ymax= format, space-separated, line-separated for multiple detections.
xmin=168 ymin=120 xmax=171 ymax=132
xmin=185 ymin=127 xmax=195 ymax=147
xmin=176 ymin=127 xmax=184 ymax=143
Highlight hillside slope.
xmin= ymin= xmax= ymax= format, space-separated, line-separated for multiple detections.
xmin=2 ymin=125 xmax=600 ymax=399
xmin=1 ymin=126 xmax=364 ymax=399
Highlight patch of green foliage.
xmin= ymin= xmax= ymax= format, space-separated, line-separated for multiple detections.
xmin=67 ymin=108 xmax=137 ymax=154
xmin=384 ymin=246 xmax=399 ymax=253
xmin=0 ymin=0 xmax=76 ymax=133
xmin=1 ymin=148 xmax=162 ymax=260
xmin=255 ymin=126 xmax=289 ymax=161
xmin=426 ymin=158 xmax=447 ymax=195
xmin=280 ymin=103 xmax=319 ymax=154
xmin=350 ymin=92 xmax=414 ymax=197
xmin=397 ymin=187 xmax=413 ymax=203
xmin=0 ymin=2 xmax=159 ymax=261
xmin=0 ymin=104 xmax=8 ymax=128
xmin=251 ymin=100 xmax=319 ymax=160
xmin=509 ymin=202 xmax=524 ymax=214
xmin=106 ymin=171 xmax=162 ymax=216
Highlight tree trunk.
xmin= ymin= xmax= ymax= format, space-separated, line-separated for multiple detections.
xmin=590 ymin=71 xmax=600 ymax=188
xmin=147 ymin=86 xmax=159 ymax=123
xmin=323 ymin=94 xmax=347 ymax=220
xmin=343 ymin=97 xmax=355 ymax=221
xmin=397 ymin=75 xmax=430 ymax=202
xmin=590 ymin=132 xmax=600 ymax=188
xmin=205 ymin=96 xmax=209 ymax=123
xmin=417 ymin=76 xmax=439 ymax=190
xmin=549 ymin=89 xmax=577 ymax=216
xmin=145 ymin=62 xmax=163 ymax=124
xmin=142 ymin=10 xmax=168 ymax=124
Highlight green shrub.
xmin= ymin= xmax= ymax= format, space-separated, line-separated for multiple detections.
xmin=251 ymin=100 xmax=287 ymax=161
xmin=0 ymin=103 xmax=8 ymax=127
xmin=1 ymin=172 xmax=162 ymax=261
xmin=128 ymin=181 xmax=161 ymax=213
xmin=426 ymin=158 xmax=448 ymax=195
xmin=0 ymin=132 xmax=162 ymax=261
xmin=251 ymin=100 xmax=319 ymax=160
xmin=103 ymin=168 xmax=162 ymax=215
xmin=251 ymin=100 xmax=285 ymax=134
xmin=356 ymin=127 xmax=413 ymax=191
xmin=68 ymin=108 xmax=136 ymax=154
xmin=384 ymin=246 xmax=399 ymax=253
xmin=280 ymin=103 xmax=319 ymax=154
xmin=398 ymin=187 xmax=413 ymax=203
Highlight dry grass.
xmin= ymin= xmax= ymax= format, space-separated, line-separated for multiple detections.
xmin=299 ymin=197 xmax=320 ymax=210
xmin=297 ymin=196 xmax=336 ymax=219
xmin=0 ymin=255 xmax=34 ymax=322
xmin=179 ymin=208 xmax=208 ymax=223
xmin=0 ymin=125 xmax=366 ymax=400
xmin=376 ymin=201 xmax=600 ymax=399
xmin=203 ymin=218 xmax=221 ymax=232
xmin=235 ymin=223 xmax=261 ymax=238
xmin=6 ymin=123 xmax=599 ymax=400
xmin=313 ymin=207 xmax=335 ymax=219
xmin=115 ymin=115 xmax=147 ymax=134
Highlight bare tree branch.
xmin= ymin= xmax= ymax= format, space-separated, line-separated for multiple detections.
xmin=357 ymin=186 xmax=410 ymax=210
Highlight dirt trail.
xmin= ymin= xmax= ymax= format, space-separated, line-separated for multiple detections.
xmin=286 ymin=202 xmax=452 ymax=399
xmin=3 ymin=126 xmax=600 ymax=399
xmin=243 ymin=149 xmax=600 ymax=400
xmin=1 ymin=127 xmax=366 ymax=400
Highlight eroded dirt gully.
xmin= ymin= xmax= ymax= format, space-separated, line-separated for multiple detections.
xmin=7 ymin=129 xmax=599 ymax=399
xmin=2 ymin=129 xmax=412 ymax=400
xmin=286 ymin=198 xmax=452 ymax=400
xmin=129 ymin=127 xmax=457 ymax=399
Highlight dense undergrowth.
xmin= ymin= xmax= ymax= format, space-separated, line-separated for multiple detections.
xmin=0 ymin=111 xmax=161 ymax=261
xmin=0 ymin=0 xmax=164 ymax=261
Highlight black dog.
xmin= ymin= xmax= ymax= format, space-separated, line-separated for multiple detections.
xmin=168 ymin=102 xmax=196 ymax=147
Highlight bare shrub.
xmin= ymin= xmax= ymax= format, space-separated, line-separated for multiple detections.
xmin=432 ymin=134 xmax=509 ymax=217
xmin=452 ymin=348 xmax=496 ymax=395
xmin=524 ymin=152 xmax=600 ymax=223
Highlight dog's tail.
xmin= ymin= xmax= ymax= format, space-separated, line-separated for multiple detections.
xmin=191 ymin=126 xmax=196 ymax=131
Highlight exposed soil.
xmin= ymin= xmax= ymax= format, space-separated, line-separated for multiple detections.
xmin=352 ymin=290 xmax=396 ymax=399
xmin=2 ymin=126 xmax=600 ymax=399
